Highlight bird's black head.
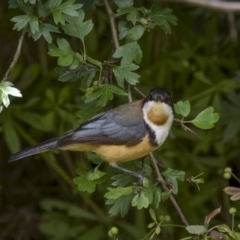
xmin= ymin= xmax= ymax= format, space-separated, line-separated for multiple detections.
xmin=146 ymin=88 xmax=172 ymax=105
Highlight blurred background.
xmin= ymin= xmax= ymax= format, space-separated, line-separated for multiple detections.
xmin=1 ymin=0 xmax=240 ymax=239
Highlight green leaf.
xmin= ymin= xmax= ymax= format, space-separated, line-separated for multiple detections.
xmin=161 ymin=190 xmax=172 ymax=201
xmin=186 ymin=225 xmax=208 ymax=235
xmin=187 ymin=107 xmax=219 ymax=129
xmin=174 ymin=100 xmax=191 ymax=117
xmin=162 ymin=168 xmax=185 ymax=194
xmin=73 ymin=176 xmax=96 ymax=193
xmin=113 ymin=64 xmax=140 ymax=87
xmin=62 ymin=11 xmax=93 ymax=40
xmin=87 ymin=168 xmax=106 ymax=181
xmin=111 ymin=173 xmax=133 ymax=188
xmin=126 ymin=9 xmax=140 ymax=25
xmin=114 ymin=0 xmax=133 ymax=8
xmin=128 ymin=25 xmax=145 ymax=40
xmin=32 ymin=23 xmax=60 ymax=43
xmin=113 ymin=42 xmax=142 ymax=65
xmin=86 ymin=55 xmax=102 ymax=68
xmin=48 ymin=0 xmax=62 ymax=10
xmin=153 ymin=187 xmax=161 ymax=208
xmin=149 ymin=208 xmax=157 ymax=222
xmin=150 ymin=8 xmax=178 ymax=34
xmin=86 ymin=152 xmax=103 ymax=165
xmin=48 ymin=38 xmax=75 ymax=66
xmin=79 ymin=69 xmax=96 ymax=88
xmin=3 ymin=118 xmax=20 ymax=153
xmin=11 ymin=15 xmax=30 ymax=31
xmin=132 ymin=192 xmax=149 ymax=209
xmin=104 ymin=187 xmax=133 ymax=200
xmin=29 ymin=16 xmax=39 ymax=35
xmin=85 ymin=84 xmax=127 ymax=107
xmin=106 ymin=192 xmax=134 ymax=217
xmin=118 ymin=20 xmax=132 ymax=40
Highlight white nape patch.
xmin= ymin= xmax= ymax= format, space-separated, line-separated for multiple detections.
xmin=142 ymin=101 xmax=174 ymax=146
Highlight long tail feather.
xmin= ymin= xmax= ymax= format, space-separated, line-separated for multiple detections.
xmin=9 ymin=138 xmax=58 ymax=162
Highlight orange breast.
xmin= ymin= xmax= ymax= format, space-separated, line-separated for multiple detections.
xmin=58 ymin=135 xmax=158 ymax=165
xmin=147 ymin=102 xmax=169 ymax=126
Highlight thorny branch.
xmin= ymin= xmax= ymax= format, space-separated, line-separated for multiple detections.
xmin=149 ymin=153 xmax=189 ymax=226
xmin=164 ymin=0 xmax=240 ymax=12
xmin=2 ymin=28 xmax=26 ymax=82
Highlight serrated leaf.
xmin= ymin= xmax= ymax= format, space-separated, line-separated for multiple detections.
xmin=111 ymin=173 xmax=133 ymax=187
xmin=104 ymin=187 xmax=133 ymax=200
xmin=113 ymin=64 xmax=140 ymax=87
xmin=188 ymin=107 xmax=219 ymax=129
xmin=32 ymin=23 xmax=60 ymax=43
xmin=29 ymin=16 xmax=39 ymax=35
xmin=186 ymin=225 xmax=208 ymax=235
xmin=113 ymin=42 xmax=142 ymax=65
xmin=73 ymin=176 xmax=96 ymax=193
xmin=11 ymin=15 xmax=30 ymax=31
xmin=174 ymin=100 xmax=191 ymax=117
xmin=85 ymin=84 xmax=127 ymax=107
xmin=162 ymin=168 xmax=185 ymax=194
xmin=150 ymin=8 xmax=178 ymax=34
xmin=132 ymin=192 xmax=149 ymax=209
xmin=48 ymin=38 xmax=75 ymax=66
xmin=62 ymin=13 xmax=93 ymax=40
xmin=106 ymin=193 xmax=134 ymax=217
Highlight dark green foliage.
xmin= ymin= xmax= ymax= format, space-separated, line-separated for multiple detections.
xmin=1 ymin=0 xmax=240 ymax=239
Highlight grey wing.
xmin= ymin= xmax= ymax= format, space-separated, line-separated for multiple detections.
xmin=57 ymin=101 xmax=147 ymax=147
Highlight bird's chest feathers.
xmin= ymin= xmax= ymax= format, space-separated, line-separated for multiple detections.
xmin=147 ymin=102 xmax=169 ymax=125
xmin=143 ymin=101 xmax=173 ymax=146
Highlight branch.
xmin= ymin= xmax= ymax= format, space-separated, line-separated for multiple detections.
xmin=1 ymin=28 xmax=26 ymax=82
xmin=133 ymin=86 xmax=147 ymax=98
xmin=174 ymin=118 xmax=201 ymax=139
xmin=163 ymin=0 xmax=240 ymax=12
xmin=103 ymin=0 xmax=120 ymax=50
xmin=149 ymin=153 xmax=189 ymax=226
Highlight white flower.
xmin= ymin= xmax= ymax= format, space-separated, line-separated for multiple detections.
xmin=0 ymin=81 xmax=22 ymax=108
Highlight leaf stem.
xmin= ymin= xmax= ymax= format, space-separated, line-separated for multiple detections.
xmin=161 ymin=224 xmax=186 ymax=228
xmin=81 ymin=38 xmax=86 ymax=62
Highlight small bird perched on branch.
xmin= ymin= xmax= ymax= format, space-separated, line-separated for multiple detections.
xmin=9 ymin=88 xmax=174 ymax=178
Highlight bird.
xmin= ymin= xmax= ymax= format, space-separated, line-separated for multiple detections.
xmin=9 ymin=88 xmax=174 ymax=179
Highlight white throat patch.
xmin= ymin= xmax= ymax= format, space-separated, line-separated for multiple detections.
xmin=142 ymin=101 xmax=174 ymax=146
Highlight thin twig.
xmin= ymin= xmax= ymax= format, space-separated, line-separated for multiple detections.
xmin=133 ymin=86 xmax=146 ymax=98
xmin=174 ymin=118 xmax=201 ymax=139
xmin=103 ymin=0 xmax=120 ymax=50
xmin=2 ymin=28 xmax=26 ymax=82
xmin=149 ymin=153 xmax=189 ymax=226
xmin=128 ymin=85 xmax=133 ymax=102
xmin=227 ymin=12 xmax=238 ymax=43
xmin=163 ymin=0 xmax=240 ymax=12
